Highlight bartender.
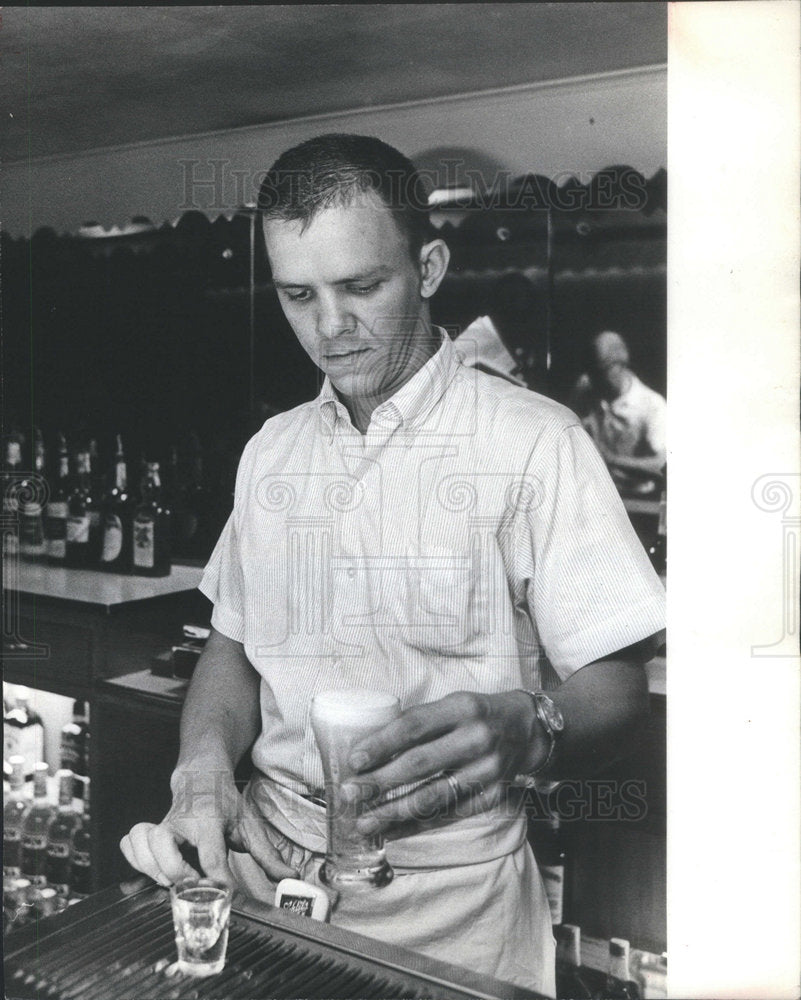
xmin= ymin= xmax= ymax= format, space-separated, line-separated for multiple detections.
xmin=569 ymin=330 xmax=667 ymax=495
xmin=121 ymin=133 xmax=665 ymax=996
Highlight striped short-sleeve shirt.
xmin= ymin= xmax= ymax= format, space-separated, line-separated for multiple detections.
xmin=200 ymin=333 xmax=665 ymax=794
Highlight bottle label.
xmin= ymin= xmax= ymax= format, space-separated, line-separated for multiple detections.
xmin=60 ymin=740 xmax=82 ymax=772
xmin=46 ymin=842 xmax=70 ymax=859
xmin=46 ymin=504 xmax=69 ymax=559
xmin=4 ymin=829 xmax=22 ymax=845
xmin=72 ymin=851 xmax=90 ymax=868
xmin=133 ymin=517 xmax=155 ymax=568
xmin=101 ymin=514 xmax=123 ymax=562
xmin=23 ymin=834 xmax=48 ymax=851
xmin=539 ymin=863 xmax=564 ymax=925
xmin=67 ymin=515 xmax=90 ymax=544
xmin=51 ymin=882 xmax=70 ymax=899
xmin=3 ymin=864 xmax=22 ymax=878
xmin=47 ymin=537 xmax=67 ymax=559
xmin=20 ymin=512 xmax=44 ymax=549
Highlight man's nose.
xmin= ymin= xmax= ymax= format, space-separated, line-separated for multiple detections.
xmin=316 ymin=296 xmax=356 ymax=339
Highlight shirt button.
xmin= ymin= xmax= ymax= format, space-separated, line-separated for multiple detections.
xmin=347 ymin=567 xmax=357 ymax=578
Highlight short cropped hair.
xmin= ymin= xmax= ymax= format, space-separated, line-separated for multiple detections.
xmin=257 ymin=133 xmax=434 ymax=260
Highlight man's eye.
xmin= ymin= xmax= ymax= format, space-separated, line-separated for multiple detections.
xmin=284 ymin=289 xmax=311 ymax=303
xmin=348 ymin=283 xmax=379 ymax=295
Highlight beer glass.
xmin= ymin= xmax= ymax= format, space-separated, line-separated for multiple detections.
xmin=170 ymin=877 xmax=232 ymax=976
xmin=310 ymin=688 xmax=400 ymax=889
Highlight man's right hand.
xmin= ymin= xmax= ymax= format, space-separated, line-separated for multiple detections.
xmin=119 ymin=768 xmax=298 ymax=888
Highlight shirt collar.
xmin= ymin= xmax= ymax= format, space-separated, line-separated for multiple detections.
xmin=316 ymin=328 xmax=460 ymax=434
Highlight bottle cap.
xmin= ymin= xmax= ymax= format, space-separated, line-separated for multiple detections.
xmin=610 ymin=937 xmax=630 ymax=959
xmin=8 ymin=756 xmax=25 ymax=786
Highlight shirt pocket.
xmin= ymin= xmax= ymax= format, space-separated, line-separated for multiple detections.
xmin=400 ymin=548 xmax=484 ymax=656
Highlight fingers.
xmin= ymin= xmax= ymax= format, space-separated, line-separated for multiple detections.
xmin=195 ymin=824 xmax=236 ymax=887
xmin=120 ymin=823 xmax=197 ymax=887
xmin=348 ymin=691 xmax=489 ymax=773
xmin=231 ymin=815 xmax=298 ymax=882
xmin=356 ymin=763 xmax=501 ymax=837
xmin=343 ymin=718 xmax=495 ymax=808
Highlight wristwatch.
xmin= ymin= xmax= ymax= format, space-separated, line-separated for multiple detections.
xmin=523 ymin=690 xmax=565 ymax=776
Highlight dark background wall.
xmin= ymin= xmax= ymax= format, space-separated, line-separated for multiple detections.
xmin=3 ymin=170 xmax=665 ymax=559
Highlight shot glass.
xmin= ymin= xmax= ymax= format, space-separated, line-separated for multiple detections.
xmin=310 ymin=688 xmax=401 ymax=890
xmin=170 ymin=877 xmax=232 ymax=977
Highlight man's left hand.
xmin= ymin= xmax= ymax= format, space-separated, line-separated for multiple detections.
xmin=340 ymin=690 xmax=543 ymax=837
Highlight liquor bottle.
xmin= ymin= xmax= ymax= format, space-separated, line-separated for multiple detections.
xmin=647 ymin=467 xmax=666 ymax=576
xmin=100 ymin=435 xmax=134 ymax=573
xmin=3 ymin=756 xmax=30 ymax=879
xmin=59 ymin=701 xmax=89 ymax=795
xmin=21 ymin=762 xmax=54 ymax=888
xmin=164 ymin=444 xmax=187 ymax=554
xmin=45 ymin=769 xmax=81 ymax=899
xmin=2 ymin=430 xmax=24 ymax=558
xmin=4 ymin=687 xmax=45 ymax=781
xmin=19 ymin=427 xmax=47 ymax=561
xmin=88 ymin=438 xmax=104 ymax=507
xmin=132 ymin=461 xmax=171 ymax=576
xmin=65 ymin=447 xmax=94 ymax=567
xmin=597 ymin=938 xmax=642 ymax=1000
xmin=555 ymin=924 xmax=593 ymax=1000
xmin=69 ymin=777 xmax=92 ymax=900
xmin=45 ymin=432 xmax=71 ymax=565
xmin=533 ymin=813 xmax=567 ymax=926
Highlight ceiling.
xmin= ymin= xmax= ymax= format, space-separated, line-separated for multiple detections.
xmin=2 ymin=4 xmax=666 ymax=164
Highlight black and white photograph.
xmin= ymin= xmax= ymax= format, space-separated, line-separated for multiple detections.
xmin=1 ymin=5 xmax=798 ymax=999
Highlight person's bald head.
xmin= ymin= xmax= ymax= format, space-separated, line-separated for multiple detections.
xmin=591 ymin=330 xmax=629 ymax=368
xmin=587 ymin=330 xmax=631 ymax=398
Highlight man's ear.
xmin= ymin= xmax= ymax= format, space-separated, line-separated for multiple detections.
xmin=418 ymin=239 xmax=450 ymax=299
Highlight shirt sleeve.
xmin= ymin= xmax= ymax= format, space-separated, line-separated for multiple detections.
xmin=644 ymin=389 xmax=667 ymax=456
xmin=198 ymin=437 xmax=257 ymax=644
xmin=199 ymin=512 xmax=246 ymax=643
xmin=518 ymin=422 xmax=665 ymax=678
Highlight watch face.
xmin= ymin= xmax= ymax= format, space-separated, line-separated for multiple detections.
xmin=537 ymin=695 xmax=565 ymax=733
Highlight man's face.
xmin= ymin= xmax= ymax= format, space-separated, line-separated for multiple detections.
xmin=590 ymin=360 xmax=627 ymax=399
xmin=264 ymin=192 xmax=441 ymax=406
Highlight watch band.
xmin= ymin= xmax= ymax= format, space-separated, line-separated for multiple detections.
xmin=520 ymin=689 xmax=559 ymax=776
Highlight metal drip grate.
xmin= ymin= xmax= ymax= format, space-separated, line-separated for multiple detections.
xmin=4 ymin=881 xmax=544 ymax=1000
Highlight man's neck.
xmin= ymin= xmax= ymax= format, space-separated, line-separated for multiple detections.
xmin=337 ymin=327 xmax=441 ymax=434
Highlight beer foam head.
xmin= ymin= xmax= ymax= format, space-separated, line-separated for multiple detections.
xmin=311 ymin=688 xmax=399 ymax=726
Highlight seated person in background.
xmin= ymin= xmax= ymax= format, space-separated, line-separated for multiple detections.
xmin=455 ymin=273 xmax=549 ymax=392
xmin=569 ymin=330 xmax=666 ymax=496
